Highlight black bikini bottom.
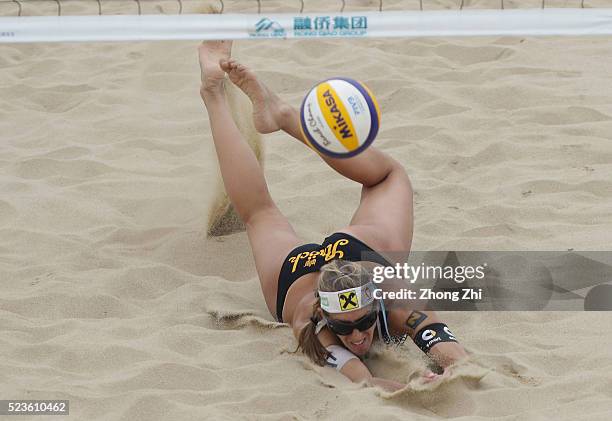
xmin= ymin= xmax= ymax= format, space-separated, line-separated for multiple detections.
xmin=275 ymin=232 xmax=390 ymax=322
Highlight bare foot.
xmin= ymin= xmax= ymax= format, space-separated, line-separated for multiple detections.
xmin=198 ymin=40 xmax=232 ymax=97
xmin=220 ymin=58 xmax=291 ymax=134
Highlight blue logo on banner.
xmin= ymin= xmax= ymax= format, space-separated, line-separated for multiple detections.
xmin=250 ymin=18 xmax=286 ymax=38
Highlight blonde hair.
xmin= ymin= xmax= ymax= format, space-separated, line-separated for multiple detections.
xmin=296 ymin=259 xmax=372 ymax=366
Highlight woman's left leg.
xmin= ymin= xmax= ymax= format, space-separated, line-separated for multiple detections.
xmin=199 ymin=41 xmax=302 ymax=316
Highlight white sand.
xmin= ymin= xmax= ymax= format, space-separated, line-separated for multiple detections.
xmin=1 ymin=1 xmax=612 ymax=420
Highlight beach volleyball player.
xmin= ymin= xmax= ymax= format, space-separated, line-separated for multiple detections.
xmin=199 ymin=41 xmax=467 ymax=391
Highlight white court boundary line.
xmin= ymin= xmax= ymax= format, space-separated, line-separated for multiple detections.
xmin=1 ymin=9 xmax=612 ymax=43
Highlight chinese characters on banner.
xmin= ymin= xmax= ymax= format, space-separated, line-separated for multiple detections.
xmin=293 ymin=16 xmax=368 ymax=36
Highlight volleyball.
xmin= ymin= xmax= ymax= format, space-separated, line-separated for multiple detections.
xmin=299 ymin=78 xmax=381 ymax=158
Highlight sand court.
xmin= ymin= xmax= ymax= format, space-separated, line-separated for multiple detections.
xmin=1 ymin=1 xmax=612 ymax=420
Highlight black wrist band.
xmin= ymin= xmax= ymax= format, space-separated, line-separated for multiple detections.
xmin=413 ymin=323 xmax=458 ymax=354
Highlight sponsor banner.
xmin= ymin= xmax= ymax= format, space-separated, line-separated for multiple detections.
xmin=248 ymin=15 xmax=369 ymax=39
xmin=3 ymin=10 xmax=612 ymax=43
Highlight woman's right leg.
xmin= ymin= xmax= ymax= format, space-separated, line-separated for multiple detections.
xmin=223 ymin=59 xmax=413 ymax=257
xmin=199 ymin=41 xmax=302 ymax=317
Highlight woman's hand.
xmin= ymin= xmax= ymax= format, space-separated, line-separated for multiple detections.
xmin=422 ymin=369 xmax=439 ymax=383
xmin=421 ymin=367 xmax=452 ymax=383
xmin=421 ymin=369 xmax=447 ymax=383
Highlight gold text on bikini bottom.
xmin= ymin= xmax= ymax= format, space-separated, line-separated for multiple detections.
xmin=289 ymin=239 xmax=350 ymax=273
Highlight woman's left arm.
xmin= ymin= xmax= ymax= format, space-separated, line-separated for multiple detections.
xmin=388 ymin=309 xmax=468 ymax=368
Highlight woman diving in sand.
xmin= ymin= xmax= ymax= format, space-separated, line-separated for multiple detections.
xmin=198 ymin=40 xmax=468 ymax=392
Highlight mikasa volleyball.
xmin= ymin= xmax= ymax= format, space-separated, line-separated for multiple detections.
xmin=299 ymin=78 xmax=381 ymax=158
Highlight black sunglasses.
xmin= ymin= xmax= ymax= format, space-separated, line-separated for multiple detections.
xmin=325 ymin=309 xmax=378 ymax=336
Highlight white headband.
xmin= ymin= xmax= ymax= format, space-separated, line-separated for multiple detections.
xmin=318 ymin=282 xmax=376 ymax=313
